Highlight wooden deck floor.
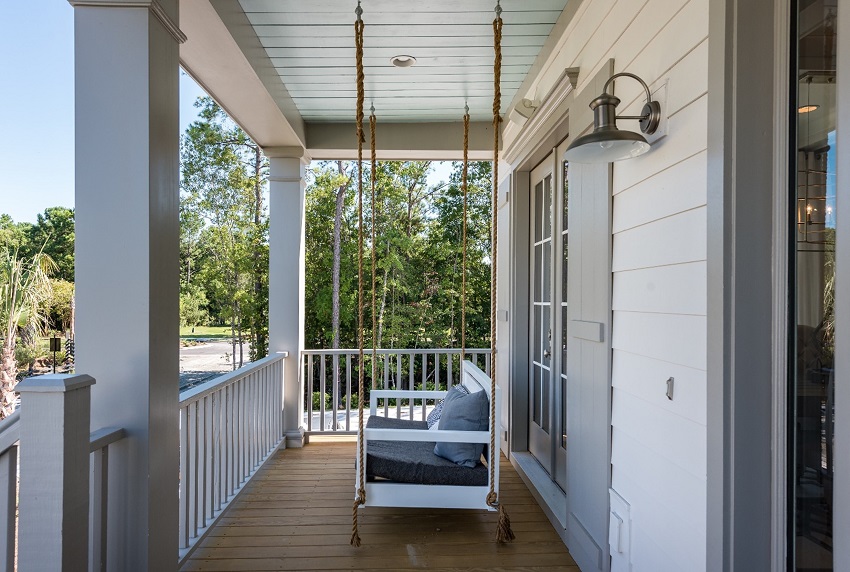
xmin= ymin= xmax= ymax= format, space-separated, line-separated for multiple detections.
xmin=181 ymin=438 xmax=578 ymax=571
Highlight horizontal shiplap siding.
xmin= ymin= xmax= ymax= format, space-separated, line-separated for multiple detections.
xmin=527 ymin=0 xmax=710 ymax=570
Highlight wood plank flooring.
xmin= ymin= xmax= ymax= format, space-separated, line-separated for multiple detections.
xmin=181 ymin=438 xmax=577 ymax=571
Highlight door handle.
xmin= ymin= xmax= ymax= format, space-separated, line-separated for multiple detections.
xmin=543 ymin=349 xmax=551 ymax=359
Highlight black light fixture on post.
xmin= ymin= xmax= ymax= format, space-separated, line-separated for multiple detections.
xmin=563 ymin=72 xmax=661 ymax=163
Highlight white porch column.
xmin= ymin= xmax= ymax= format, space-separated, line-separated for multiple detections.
xmin=17 ymin=374 xmax=95 ymax=570
xmin=266 ymin=147 xmax=309 ymax=447
xmin=71 ymin=1 xmax=183 ymax=569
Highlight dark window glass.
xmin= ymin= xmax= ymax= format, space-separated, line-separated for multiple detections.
xmin=791 ymin=2 xmax=837 ymax=569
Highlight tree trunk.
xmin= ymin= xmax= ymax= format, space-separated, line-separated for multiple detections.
xmin=230 ymin=311 xmax=237 ymax=371
xmin=237 ymin=312 xmax=244 ymax=369
xmin=331 ymin=161 xmax=347 ymax=350
xmin=69 ymin=294 xmax=76 ymax=339
xmin=251 ymin=145 xmax=266 ymax=360
xmin=377 ymin=241 xmax=390 ymax=348
xmin=0 ymin=340 xmax=16 ymax=419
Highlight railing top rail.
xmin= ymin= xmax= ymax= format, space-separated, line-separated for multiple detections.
xmin=89 ymin=427 xmax=127 ymax=453
xmin=0 ymin=410 xmax=20 ymax=454
xmin=300 ymin=348 xmax=491 ymax=356
xmin=179 ymin=352 xmax=288 ymax=405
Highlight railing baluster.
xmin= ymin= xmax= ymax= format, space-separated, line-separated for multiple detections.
xmin=207 ymin=395 xmax=215 ymax=522
xmin=447 ymin=352 xmax=453 ymax=389
xmin=179 ymin=406 xmax=189 ymax=549
xmin=320 ymin=354 xmax=327 ymax=431
xmin=406 ymin=353 xmax=412 ymax=420
xmin=332 ymin=353 xmax=340 ymax=433
xmin=307 ymin=354 xmax=314 ymax=433
xmin=345 ymin=354 xmax=352 ymax=431
xmin=485 ymin=352 xmax=491 ymax=376
xmin=88 ymin=444 xmax=108 ymax=572
xmin=421 ymin=353 xmax=427 ymax=420
xmin=0 ymin=446 xmax=16 ymax=572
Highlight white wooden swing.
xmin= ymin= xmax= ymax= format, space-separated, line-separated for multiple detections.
xmin=349 ymin=0 xmax=513 ymax=546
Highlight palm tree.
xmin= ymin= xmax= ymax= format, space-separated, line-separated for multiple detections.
xmin=0 ymin=248 xmax=55 ymax=419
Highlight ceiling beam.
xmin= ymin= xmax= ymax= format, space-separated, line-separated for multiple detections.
xmin=179 ymin=0 xmax=305 ymax=148
xmin=306 ymin=121 xmax=500 ymax=160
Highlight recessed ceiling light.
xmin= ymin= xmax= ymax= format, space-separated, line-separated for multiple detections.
xmin=390 ymin=55 xmax=416 ymax=68
xmin=798 ymin=104 xmax=819 ymax=114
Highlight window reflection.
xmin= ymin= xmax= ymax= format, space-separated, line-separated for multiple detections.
xmin=791 ymin=2 xmax=837 ymax=569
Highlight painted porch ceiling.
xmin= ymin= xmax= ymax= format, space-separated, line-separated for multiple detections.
xmin=237 ymin=0 xmax=569 ymax=123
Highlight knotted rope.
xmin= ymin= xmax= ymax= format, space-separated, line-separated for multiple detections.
xmin=488 ymin=1 xmax=515 ymax=544
xmin=370 ymin=106 xmax=377 ymax=411
xmin=461 ymin=107 xmax=469 ymax=363
xmin=351 ymin=0 xmax=366 ymax=548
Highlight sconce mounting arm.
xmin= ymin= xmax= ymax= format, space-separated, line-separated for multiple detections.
xmin=602 ymin=72 xmax=661 ymax=135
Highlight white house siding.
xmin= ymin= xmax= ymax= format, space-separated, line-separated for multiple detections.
xmin=510 ymin=0 xmax=711 ymax=570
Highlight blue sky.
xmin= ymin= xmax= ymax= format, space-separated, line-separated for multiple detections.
xmin=0 ymin=0 xmax=452 ymax=224
xmin=0 ymin=1 xmax=206 ymax=224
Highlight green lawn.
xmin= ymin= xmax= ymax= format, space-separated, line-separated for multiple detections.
xmin=180 ymin=325 xmax=232 ymax=339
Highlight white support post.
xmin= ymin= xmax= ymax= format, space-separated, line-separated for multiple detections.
xmin=17 ymin=374 xmax=95 ymax=571
xmin=266 ymin=147 xmax=309 ymax=448
xmin=70 ymin=0 xmax=184 ymax=569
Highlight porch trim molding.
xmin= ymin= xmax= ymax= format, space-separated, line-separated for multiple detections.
xmin=770 ymin=0 xmax=791 ymax=567
xmin=67 ymin=0 xmax=187 ymax=44
xmin=503 ymin=67 xmax=579 ymax=167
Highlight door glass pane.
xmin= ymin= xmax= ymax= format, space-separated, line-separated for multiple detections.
xmin=560 ymin=376 xmax=567 ymax=450
xmin=563 ymin=161 xmax=569 ymax=231
xmin=542 ymin=305 xmax=551 ymax=368
xmin=543 ymin=175 xmax=552 ymax=239
xmin=534 ymin=245 xmax=542 ymax=301
xmin=543 ymin=241 xmax=552 ymax=302
xmin=562 ymin=236 xmax=568 ymax=303
xmin=533 ymin=305 xmax=542 ymax=361
xmin=534 ymin=181 xmax=543 ymax=242
xmin=791 ymin=2 xmax=837 ymax=569
xmin=532 ymin=366 xmax=542 ymax=425
xmin=542 ymin=368 xmax=550 ymax=434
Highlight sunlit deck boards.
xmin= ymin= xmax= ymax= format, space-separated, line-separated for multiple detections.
xmin=181 ymin=439 xmax=578 ymax=571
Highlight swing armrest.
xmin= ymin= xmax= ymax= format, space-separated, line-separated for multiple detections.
xmin=363 ymin=428 xmax=490 ymax=443
xmin=369 ymin=390 xmax=447 ymax=399
xmin=369 ymin=390 xmax=447 ymax=416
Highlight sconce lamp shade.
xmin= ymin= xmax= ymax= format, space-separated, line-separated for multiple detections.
xmin=564 ymin=72 xmax=661 ymax=163
xmin=563 ymin=129 xmax=651 ymax=162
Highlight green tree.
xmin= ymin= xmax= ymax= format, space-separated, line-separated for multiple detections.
xmin=42 ymin=278 xmax=75 ymax=333
xmin=23 ymin=207 xmax=75 ymax=282
xmin=181 ymin=96 xmax=269 ymax=366
xmin=0 ymin=248 xmax=55 ymax=418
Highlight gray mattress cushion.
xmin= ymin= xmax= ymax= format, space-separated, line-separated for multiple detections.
xmin=366 ymin=416 xmax=487 ymax=486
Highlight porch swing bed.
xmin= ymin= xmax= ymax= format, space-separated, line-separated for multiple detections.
xmin=357 ymin=360 xmax=501 ymax=510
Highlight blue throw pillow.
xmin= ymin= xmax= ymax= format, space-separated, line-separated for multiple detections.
xmin=433 ymin=388 xmax=489 ymax=468
xmin=426 ymin=385 xmax=469 ymax=429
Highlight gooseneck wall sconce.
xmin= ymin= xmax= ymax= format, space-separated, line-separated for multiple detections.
xmin=563 ymin=72 xmax=661 ymax=163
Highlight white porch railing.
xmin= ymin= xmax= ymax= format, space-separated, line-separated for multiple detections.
xmin=0 ymin=381 xmax=127 ymax=572
xmin=301 ymin=348 xmax=491 ymax=434
xmin=178 ymin=352 xmax=287 ymax=563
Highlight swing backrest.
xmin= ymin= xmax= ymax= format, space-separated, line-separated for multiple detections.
xmin=461 ymin=359 xmax=492 ymax=406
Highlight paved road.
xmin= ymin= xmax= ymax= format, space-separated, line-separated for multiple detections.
xmin=179 ymin=340 xmax=251 ymax=391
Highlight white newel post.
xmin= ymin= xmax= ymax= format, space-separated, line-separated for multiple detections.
xmin=267 ymin=147 xmax=308 ymax=447
xmin=71 ymin=0 xmax=184 ymax=569
xmin=17 ymin=374 xmax=95 ymax=570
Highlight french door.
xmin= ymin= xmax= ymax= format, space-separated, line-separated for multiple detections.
xmin=528 ymin=147 xmax=569 ymax=490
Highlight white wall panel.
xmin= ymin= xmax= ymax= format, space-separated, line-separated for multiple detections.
xmin=612 ymin=207 xmax=707 ymax=272
xmin=503 ymin=0 xmax=710 ymax=569
xmin=613 ymin=262 xmax=706 ymax=315
xmin=612 ymin=350 xmax=707 ymax=426
xmin=612 ymin=151 xmax=706 ymax=231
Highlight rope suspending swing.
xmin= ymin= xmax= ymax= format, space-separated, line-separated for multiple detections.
xmin=486 ymin=0 xmax=515 ymax=543
xmin=351 ymin=0 xmax=366 ymax=548
xmin=350 ymin=0 xmax=513 ymax=546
